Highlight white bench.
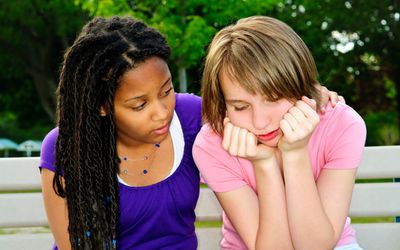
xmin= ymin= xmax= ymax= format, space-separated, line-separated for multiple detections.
xmin=1 ymin=146 xmax=400 ymax=250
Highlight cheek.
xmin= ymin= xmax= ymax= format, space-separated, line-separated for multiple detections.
xmin=167 ymin=95 xmax=176 ymax=111
xmin=273 ymin=102 xmax=293 ymax=121
xmin=227 ymin=111 xmax=252 ymax=131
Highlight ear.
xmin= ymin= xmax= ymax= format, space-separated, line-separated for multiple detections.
xmin=100 ymin=105 xmax=108 ymax=117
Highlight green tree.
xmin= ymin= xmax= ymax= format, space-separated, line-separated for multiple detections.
xmin=274 ymin=1 xmax=399 ymax=144
xmin=78 ymin=0 xmax=280 ymax=92
xmin=0 ymin=0 xmax=89 ymax=122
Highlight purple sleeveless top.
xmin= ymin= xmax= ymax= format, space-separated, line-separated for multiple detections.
xmin=39 ymin=93 xmax=202 ymax=250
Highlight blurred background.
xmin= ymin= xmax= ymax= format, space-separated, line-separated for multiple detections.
xmin=0 ymin=0 xmax=399 ymax=157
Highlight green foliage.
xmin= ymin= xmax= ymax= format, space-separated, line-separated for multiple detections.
xmin=274 ymin=1 xmax=399 ymax=144
xmin=0 ymin=0 xmax=89 ymax=142
xmin=363 ymin=111 xmax=399 ymax=145
xmin=0 ymin=0 xmax=399 ymax=145
xmin=0 ymin=111 xmax=52 ymax=143
xmin=76 ymin=0 xmax=280 ymax=91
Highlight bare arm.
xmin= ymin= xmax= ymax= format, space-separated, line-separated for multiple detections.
xmin=215 ymin=162 xmax=293 ymax=250
xmin=279 ymin=97 xmax=356 ymax=249
xmin=41 ymin=168 xmax=71 ymax=250
xmin=221 ymin=120 xmax=293 ymax=249
xmin=253 ymin=158 xmax=293 ymax=250
xmin=283 ymin=151 xmax=356 ymax=249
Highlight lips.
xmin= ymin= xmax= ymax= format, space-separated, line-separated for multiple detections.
xmin=256 ymin=129 xmax=279 ymax=141
xmin=154 ymin=123 xmax=170 ymax=135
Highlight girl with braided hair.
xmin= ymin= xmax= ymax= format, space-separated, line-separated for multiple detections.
xmin=40 ymin=16 xmax=202 ymax=249
xmin=39 ymin=15 xmax=343 ymax=250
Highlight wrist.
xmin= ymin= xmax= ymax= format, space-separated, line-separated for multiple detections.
xmin=252 ymin=156 xmax=279 ymax=170
xmin=281 ymin=147 xmax=308 ymax=163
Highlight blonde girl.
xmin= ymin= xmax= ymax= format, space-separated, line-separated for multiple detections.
xmin=193 ymin=16 xmax=366 ymax=250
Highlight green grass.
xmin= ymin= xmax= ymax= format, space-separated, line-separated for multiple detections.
xmin=0 ymin=189 xmax=42 ymax=194
xmin=195 ymin=221 xmax=223 ymax=228
xmin=356 ymin=178 xmax=394 ymax=183
xmin=194 ymin=217 xmax=396 ymax=229
xmin=351 ymin=217 xmax=396 ymax=223
xmin=0 ymin=227 xmax=51 ymax=235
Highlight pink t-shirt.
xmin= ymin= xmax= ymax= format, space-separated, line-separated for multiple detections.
xmin=193 ymin=102 xmax=366 ymax=249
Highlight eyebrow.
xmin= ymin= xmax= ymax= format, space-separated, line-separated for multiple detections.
xmin=225 ymin=99 xmax=248 ymax=105
xmin=124 ymin=77 xmax=171 ymax=103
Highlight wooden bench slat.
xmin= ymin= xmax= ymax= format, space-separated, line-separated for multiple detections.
xmin=197 ymin=183 xmax=400 ymax=220
xmin=357 ymin=146 xmax=400 ymax=179
xmin=0 ymin=233 xmax=54 ymax=250
xmin=195 ymin=188 xmax=222 ymax=221
xmin=0 ymin=145 xmax=399 ymax=250
xmin=349 ymin=183 xmax=400 ymax=217
xmin=0 ymin=157 xmax=41 ymax=191
xmin=0 ymin=193 xmax=48 ymax=227
xmin=196 ymin=228 xmax=222 ymax=250
xmin=353 ymin=223 xmax=400 ymax=250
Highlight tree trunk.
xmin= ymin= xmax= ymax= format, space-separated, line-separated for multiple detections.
xmin=179 ymin=66 xmax=187 ymax=93
xmin=26 ymin=69 xmax=56 ymax=120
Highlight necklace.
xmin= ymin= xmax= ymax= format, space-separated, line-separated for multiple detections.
xmin=119 ymin=143 xmax=160 ymax=175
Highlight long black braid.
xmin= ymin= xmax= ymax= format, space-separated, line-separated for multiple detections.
xmin=54 ymin=16 xmax=170 ymax=249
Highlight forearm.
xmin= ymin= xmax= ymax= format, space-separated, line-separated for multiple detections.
xmin=41 ymin=169 xmax=71 ymax=250
xmin=283 ymin=149 xmax=336 ymax=249
xmin=253 ymin=160 xmax=294 ymax=250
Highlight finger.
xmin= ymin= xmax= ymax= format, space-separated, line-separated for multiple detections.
xmin=295 ymin=101 xmax=320 ymax=126
xmin=237 ymin=128 xmax=248 ymax=157
xmin=282 ymin=113 xmax=296 ymax=132
xmin=329 ymin=91 xmax=339 ymax=106
xmin=339 ymin=96 xmax=346 ymax=104
xmin=222 ymin=122 xmax=233 ymax=150
xmin=280 ymin=119 xmax=295 ymax=141
xmin=317 ymin=85 xmax=329 ymax=110
xmin=246 ymin=132 xmax=258 ymax=157
xmin=228 ymin=126 xmax=241 ymax=156
xmin=223 ymin=117 xmax=230 ymax=126
xmin=297 ymin=99 xmax=317 ymax=117
xmin=285 ymin=110 xmax=313 ymax=138
xmin=301 ymin=96 xmax=317 ymax=111
xmin=288 ymin=105 xmax=307 ymax=124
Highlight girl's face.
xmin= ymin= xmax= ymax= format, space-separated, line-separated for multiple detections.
xmin=112 ymin=57 xmax=175 ymax=147
xmin=220 ymin=71 xmax=294 ymax=148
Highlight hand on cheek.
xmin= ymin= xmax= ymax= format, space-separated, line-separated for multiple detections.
xmin=222 ymin=117 xmax=275 ymax=161
xmin=278 ymin=96 xmax=320 ymax=152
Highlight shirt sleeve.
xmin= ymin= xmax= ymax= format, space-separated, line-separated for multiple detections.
xmin=192 ymin=124 xmax=248 ymax=192
xmin=39 ymin=127 xmax=58 ymax=173
xmin=324 ymin=104 xmax=367 ymax=169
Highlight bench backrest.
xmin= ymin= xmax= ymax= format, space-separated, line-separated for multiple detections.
xmin=195 ymin=146 xmax=400 ymax=250
xmin=0 ymin=146 xmax=399 ymax=250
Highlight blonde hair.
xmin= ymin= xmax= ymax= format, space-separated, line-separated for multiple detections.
xmin=202 ymin=16 xmax=321 ymax=134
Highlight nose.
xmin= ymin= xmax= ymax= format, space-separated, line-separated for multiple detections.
xmin=252 ymin=105 xmax=271 ymax=131
xmin=152 ymin=99 xmax=169 ymax=121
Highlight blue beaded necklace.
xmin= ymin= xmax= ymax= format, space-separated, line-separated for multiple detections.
xmin=120 ymin=143 xmax=160 ymax=175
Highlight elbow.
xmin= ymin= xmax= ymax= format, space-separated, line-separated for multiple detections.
xmin=292 ymin=236 xmax=336 ymax=250
xmin=255 ymin=239 xmax=293 ymax=250
xmin=292 ymin=223 xmax=338 ymax=250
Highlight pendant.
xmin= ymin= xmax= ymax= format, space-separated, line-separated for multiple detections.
xmin=143 ymin=169 xmax=148 ymax=174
